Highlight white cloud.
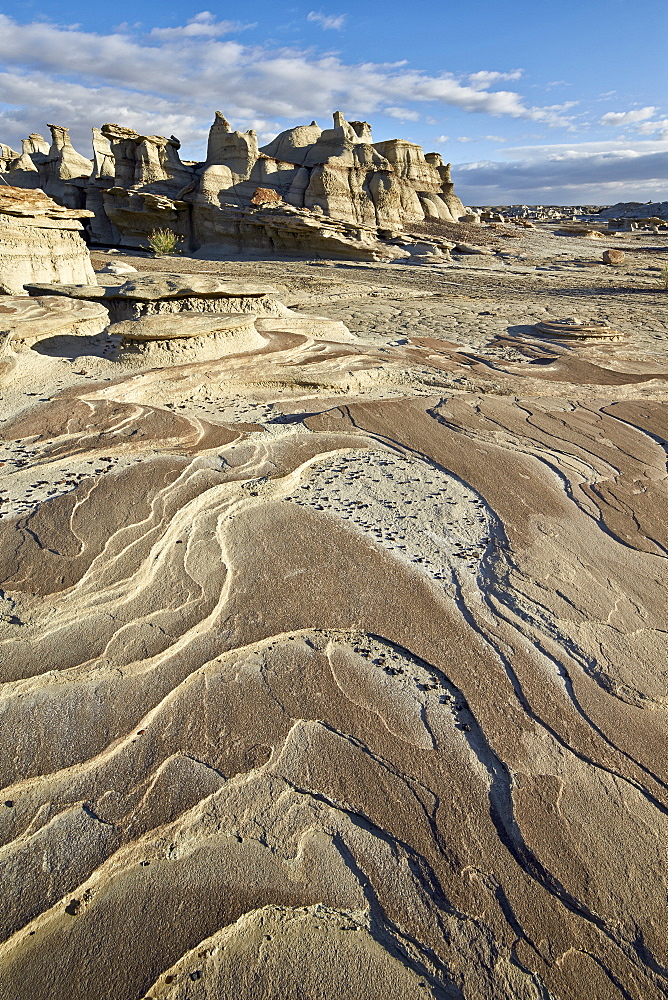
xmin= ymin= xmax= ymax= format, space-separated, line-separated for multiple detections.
xmin=307 ymin=11 xmax=347 ymax=30
xmin=501 ymin=138 xmax=668 ymax=159
xmin=600 ymin=106 xmax=656 ymax=126
xmin=383 ymin=107 xmax=420 ymax=121
xmin=635 ymin=118 xmax=668 ymax=139
xmin=149 ymin=12 xmax=256 ymax=40
xmin=0 ymin=13 xmax=581 ymax=158
xmin=434 ymin=135 xmax=449 ymax=143
xmin=467 ymin=69 xmax=523 ymax=90
xmin=454 ymin=135 xmax=507 ymax=144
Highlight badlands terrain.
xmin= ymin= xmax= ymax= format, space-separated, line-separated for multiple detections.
xmin=0 ymin=219 xmax=667 ymax=1000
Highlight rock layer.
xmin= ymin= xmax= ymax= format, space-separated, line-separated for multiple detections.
xmin=0 ymin=186 xmax=95 ymax=294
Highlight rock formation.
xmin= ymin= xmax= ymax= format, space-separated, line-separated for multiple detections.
xmin=24 ymin=273 xmax=290 ymax=323
xmin=1 ymin=112 xmax=467 ymax=258
xmin=110 ymin=312 xmax=266 ymax=365
xmin=0 ymin=186 xmax=96 ymax=294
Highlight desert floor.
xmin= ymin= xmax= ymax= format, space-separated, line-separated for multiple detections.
xmin=0 ymin=222 xmax=666 ymax=1000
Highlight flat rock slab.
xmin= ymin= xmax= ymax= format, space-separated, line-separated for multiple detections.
xmin=535 ymin=318 xmax=624 ymax=340
xmin=0 ymin=295 xmax=109 ymax=344
xmin=0 ymin=185 xmax=94 ymax=222
xmin=24 ymin=274 xmax=289 ymax=323
xmin=25 ymin=273 xmax=280 ymax=302
xmin=110 ymin=312 xmax=258 ymax=342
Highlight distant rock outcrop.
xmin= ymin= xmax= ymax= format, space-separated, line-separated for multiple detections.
xmin=596 ymin=201 xmax=668 ymax=221
xmin=1 ymin=112 xmax=467 ymax=259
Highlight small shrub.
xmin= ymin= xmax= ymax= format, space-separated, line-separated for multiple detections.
xmin=146 ymin=228 xmax=182 ymax=256
xmin=660 ymin=264 xmax=668 ymax=289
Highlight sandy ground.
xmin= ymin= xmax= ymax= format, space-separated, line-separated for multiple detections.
xmin=0 ymin=220 xmax=666 ymax=1000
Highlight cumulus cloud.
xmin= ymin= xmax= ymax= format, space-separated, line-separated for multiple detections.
xmin=0 ymin=13 xmax=579 ymax=156
xmin=637 ymin=118 xmax=668 ymax=138
xmin=454 ymin=135 xmax=507 ymax=144
xmin=600 ymin=106 xmax=656 ymax=126
xmin=307 ymin=11 xmax=347 ymax=30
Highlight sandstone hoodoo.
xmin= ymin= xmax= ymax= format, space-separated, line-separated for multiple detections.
xmin=1 ymin=111 xmax=467 ymax=258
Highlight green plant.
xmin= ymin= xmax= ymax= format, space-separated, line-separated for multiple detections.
xmin=146 ymin=228 xmax=182 ymax=256
xmin=660 ymin=264 xmax=668 ymax=289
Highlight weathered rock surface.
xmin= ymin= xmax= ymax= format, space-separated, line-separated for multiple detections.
xmin=110 ymin=312 xmax=266 ymax=364
xmin=0 ymin=186 xmax=96 ymax=294
xmin=25 ymin=273 xmax=289 ymax=322
xmin=0 ymin=238 xmax=666 ymax=1000
xmin=0 ymin=295 xmax=109 ymax=347
xmin=602 ymin=248 xmax=625 ymax=264
xmin=2 ymin=112 xmax=467 ymax=259
xmin=534 ymin=319 xmax=624 ymax=340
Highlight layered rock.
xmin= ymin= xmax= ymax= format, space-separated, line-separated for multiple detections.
xmin=3 ymin=126 xmax=91 ymax=209
xmin=110 ymin=312 xmax=266 ymax=365
xmin=0 ymin=295 xmax=108 ymax=348
xmin=2 ymin=112 xmax=468 ymax=258
xmin=0 ymin=186 xmax=96 ymax=294
xmin=24 ymin=273 xmax=290 ymax=323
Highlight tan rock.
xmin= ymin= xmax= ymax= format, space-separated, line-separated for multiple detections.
xmin=602 ymin=248 xmax=625 ymax=265
xmin=25 ymin=272 xmax=288 ymax=322
xmin=5 ymin=110 xmax=467 ymax=257
xmin=251 ymin=187 xmax=283 ymax=206
xmin=534 ymin=317 xmax=623 ymax=340
xmin=454 ymin=243 xmax=494 ymax=255
xmin=0 ymin=295 xmax=108 ymax=346
xmin=0 ymin=186 xmax=96 ymax=294
xmin=110 ymin=311 xmax=265 ymax=364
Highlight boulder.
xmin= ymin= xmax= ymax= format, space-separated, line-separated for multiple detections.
xmin=251 ymin=187 xmax=283 ymax=206
xmin=453 ymin=243 xmax=494 ymax=255
xmin=96 ymin=262 xmax=139 ymax=275
xmin=602 ymin=248 xmax=625 ymax=265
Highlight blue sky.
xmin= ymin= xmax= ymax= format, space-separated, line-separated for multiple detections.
xmin=1 ymin=0 xmax=667 ymax=203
